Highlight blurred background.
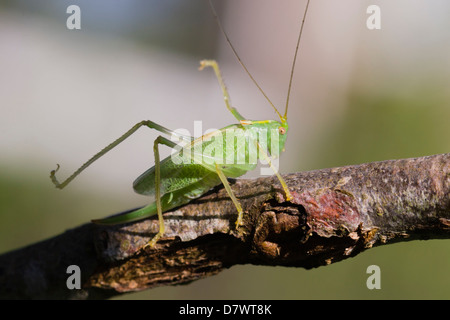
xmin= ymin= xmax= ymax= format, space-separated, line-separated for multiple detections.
xmin=0 ymin=0 xmax=449 ymax=299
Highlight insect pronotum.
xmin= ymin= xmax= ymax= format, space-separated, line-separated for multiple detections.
xmin=50 ymin=0 xmax=311 ymax=247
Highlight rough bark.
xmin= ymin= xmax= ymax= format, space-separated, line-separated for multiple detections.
xmin=0 ymin=153 xmax=448 ymax=299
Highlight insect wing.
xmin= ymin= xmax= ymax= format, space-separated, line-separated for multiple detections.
xmin=133 ymin=153 xmax=216 ymax=197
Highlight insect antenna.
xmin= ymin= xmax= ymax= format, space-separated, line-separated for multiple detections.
xmin=284 ymin=0 xmax=311 ymax=120
xmin=207 ymin=0 xmax=282 ymax=121
xmin=207 ymin=0 xmax=311 ymax=122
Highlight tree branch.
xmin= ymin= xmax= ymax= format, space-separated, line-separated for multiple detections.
xmin=1 ymin=153 xmax=449 ymax=299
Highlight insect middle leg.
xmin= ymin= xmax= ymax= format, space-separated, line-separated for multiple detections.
xmin=133 ymin=135 xmax=181 ymax=247
xmin=145 ymin=135 xmax=179 ymax=247
xmin=214 ymin=164 xmax=244 ymax=227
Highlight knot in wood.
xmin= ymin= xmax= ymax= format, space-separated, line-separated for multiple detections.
xmin=251 ymin=202 xmax=308 ymax=264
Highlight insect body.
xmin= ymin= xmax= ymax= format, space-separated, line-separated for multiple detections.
xmin=50 ymin=1 xmax=310 ymax=247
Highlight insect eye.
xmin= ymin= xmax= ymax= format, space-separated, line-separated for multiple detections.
xmin=278 ymin=127 xmax=286 ymax=135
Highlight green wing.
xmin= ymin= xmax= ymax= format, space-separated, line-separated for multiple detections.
xmin=133 ymin=155 xmax=220 ymax=197
xmin=133 ymin=124 xmax=258 ymax=197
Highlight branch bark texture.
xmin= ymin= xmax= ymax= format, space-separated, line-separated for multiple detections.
xmin=0 ymin=153 xmax=449 ymax=299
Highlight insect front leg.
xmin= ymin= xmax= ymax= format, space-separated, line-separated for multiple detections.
xmin=199 ymin=60 xmax=246 ymax=122
xmin=255 ymin=140 xmax=293 ymax=202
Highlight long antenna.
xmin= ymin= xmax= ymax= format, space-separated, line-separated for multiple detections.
xmin=207 ymin=0 xmax=282 ymax=120
xmin=207 ymin=0 xmax=311 ymax=122
xmin=284 ymin=0 xmax=310 ymax=119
